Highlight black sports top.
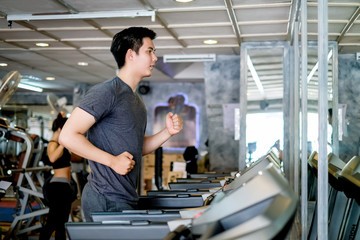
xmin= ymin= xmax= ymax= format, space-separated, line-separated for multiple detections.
xmin=52 ymin=148 xmax=71 ymax=169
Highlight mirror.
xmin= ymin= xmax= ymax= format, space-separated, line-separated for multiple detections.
xmin=305 ymin=41 xmax=338 ymax=155
xmin=245 ymin=46 xmax=285 ymax=162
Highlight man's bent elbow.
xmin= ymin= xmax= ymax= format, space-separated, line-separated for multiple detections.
xmin=58 ymin=131 xmax=68 ymax=148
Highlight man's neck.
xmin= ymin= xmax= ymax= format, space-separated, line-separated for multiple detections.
xmin=117 ymin=68 xmax=141 ymax=92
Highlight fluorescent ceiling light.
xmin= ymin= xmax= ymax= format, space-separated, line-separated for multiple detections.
xmin=307 ymin=50 xmax=333 ymax=83
xmin=46 ymin=77 xmax=55 ymax=81
xmin=163 ymin=54 xmax=216 ymax=63
xmin=7 ymin=10 xmax=156 ymax=22
xmin=175 ymin=0 xmax=194 ymax=2
xmin=0 ymin=63 xmax=8 ymax=67
xmin=18 ymin=83 xmax=43 ymax=92
xmin=247 ymin=56 xmax=264 ymax=96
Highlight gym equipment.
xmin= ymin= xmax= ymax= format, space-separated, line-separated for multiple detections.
xmin=66 ymin=220 xmax=172 ymax=240
xmin=73 ymin=152 xmax=279 ymax=233
xmin=67 ymin=162 xmax=296 ymax=240
xmin=168 ymin=179 xmax=224 ymax=190
xmin=189 ymin=173 xmax=231 ymax=178
xmin=336 ymin=156 xmax=360 ymax=239
xmin=139 ymin=143 xmax=281 ymax=211
xmin=1 ymin=123 xmax=49 ymax=239
xmin=146 ymin=188 xmax=211 ymax=196
xmin=92 ymin=149 xmax=281 ymax=220
xmin=0 ymin=70 xmax=21 ymax=178
xmin=138 ymin=193 xmax=205 ymax=209
xmin=307 ymin=152 xmax=354 ymax=240
xmin=167 ymin=164 xmax=297 ymax=239
xmin=136 ymin=175 xmax=230 ymax=208
xmin=138 ymin=177 xmax=230 ymax=209
xmin=137 ymin=152 xmax=281 ymax=215
xmin=1 ymin=70 xmax=48 ymax=238
xmin=175 ymin=177 xmax=227 ymax=182
xmin=92 ymin=209 xmax=182 ymax=222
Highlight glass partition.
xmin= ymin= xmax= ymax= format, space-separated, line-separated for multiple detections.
xmin=305 ymin=42 xmax=338 ymax=155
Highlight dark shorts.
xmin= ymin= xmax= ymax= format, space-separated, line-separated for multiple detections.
xmin=81 ymin=183 xmax=137 ymax=222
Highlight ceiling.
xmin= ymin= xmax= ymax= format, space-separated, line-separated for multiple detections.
xmin=0 ymin=0 xmax=360 ymax=105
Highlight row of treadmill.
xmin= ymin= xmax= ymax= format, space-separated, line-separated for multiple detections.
xmin=66 ymin=148 xmax=360 ymax=240
xmin=308 ymin=152 xmax=360 ymax=240
xmin=2 ymin=116 xmax=359 ymax=239
xmin=65 ymin=149 xmax=299 ymax=240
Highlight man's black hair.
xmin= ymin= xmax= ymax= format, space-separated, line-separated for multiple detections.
xmin=110 ymin=27 xmax=156 ymax=69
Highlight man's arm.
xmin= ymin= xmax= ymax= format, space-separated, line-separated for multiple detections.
xmin=59 ymin=107 xmax=135 ymax=175
xmin=142 ymin=112 xmax=183 ymax=155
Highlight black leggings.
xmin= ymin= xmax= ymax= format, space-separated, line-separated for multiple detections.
xmin=40 ymin=181 xmax=73 ymax=240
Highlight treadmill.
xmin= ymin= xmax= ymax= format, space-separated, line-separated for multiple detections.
xmin=91 ymin=152 xmax=280 ymax=223
xmin=67 ymin=164 xmax=296 ymax=240
xmin=137 ymin=178 xmax=230 ymax=209
xmin=146 ymin=188 xmax=212 ymax=196
xmin=166 ymin=164 xmax=298 ymax=240
xmin=138 ymin=193 xmax=205 ymax=209
xmin=168 ymin=179 xmax=224 ymax=190
xmin=307 ymin=152 xmax=349 ymax=240
xmin=189 ymin=173 xmax=232 ymax=178
xmin=337 ymin=156 xmax=360 ymax=239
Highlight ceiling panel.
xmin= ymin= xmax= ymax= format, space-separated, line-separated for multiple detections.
xmin=1 ymin=30 xmax=52 ymax=40
xmin=235 ymin=7 xmax=291 ymax=22
xmin=240 ymin=24 xmax=288 ymax=35
xmin=0 ymin=0 xmax=358 ymax=104
xmin=159 ymin=11 xmax=229 ymax=25
xmin=174 ymin=26 xmax=234 ymax=37
xmin=68 ymin=0 xmax=146 ymax=11
xmin=45 ymin=29 xmax=110 ymax=40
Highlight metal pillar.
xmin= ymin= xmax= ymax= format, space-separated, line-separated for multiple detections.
xmin=317 ymin=0 xmax=329 ymax=239
xmin=283 ymin=44 xmax=291 ymax=184
xmin=294 ymin=20 xmax=300 ymax=196
xmin=332 ymin=44 xmax=339 ymax=156
xmin=300 ymin=0 xmax=308 ymax=239
xmin=239 ymin=45 xmax=248 ymax=171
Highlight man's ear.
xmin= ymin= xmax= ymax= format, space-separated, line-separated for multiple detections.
xmin=126 ymin=49 xmax=134 ymax=61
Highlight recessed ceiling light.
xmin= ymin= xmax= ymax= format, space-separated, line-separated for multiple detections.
xmin=77 ymin=62 xmax=89 ymax=66
xmin=46 ymin=77 xmax=55 ymax=81
xmin=36 ymin=42 xmax=49 ymax=47
xmin=203 ymin=39 xmax=218 ymax=45
xmin=0 ymin=63 xmax=8 ymax=67
xmin=175 ymin=0 xmax=194 ymax=2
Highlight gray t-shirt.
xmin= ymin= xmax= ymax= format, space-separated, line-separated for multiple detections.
xmin=78 ymin=76 xmax=147 ymax=203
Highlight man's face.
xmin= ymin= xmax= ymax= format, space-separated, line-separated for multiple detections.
xmin=133 ymin=37 xmax=157 ymax=78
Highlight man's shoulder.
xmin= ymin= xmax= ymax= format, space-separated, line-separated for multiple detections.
xmin=88 ymin=76 xmax=119 ymax=93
